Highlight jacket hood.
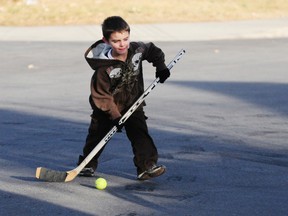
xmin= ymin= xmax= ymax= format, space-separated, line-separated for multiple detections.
xmin=84 ymin=40 xmax=121 ymax=70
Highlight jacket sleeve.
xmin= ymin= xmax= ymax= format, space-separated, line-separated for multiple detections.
xmin=90 ymin=70 xmax=121 ymax=120
xmin=140 ymin=42 xmax=167 ymax=71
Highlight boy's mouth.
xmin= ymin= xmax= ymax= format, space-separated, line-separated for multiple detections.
xmin=117 ymin=48 xmax=127 ymax=52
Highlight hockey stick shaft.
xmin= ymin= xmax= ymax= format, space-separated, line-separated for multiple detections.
xmin=36 ymin=49 xmax=185 ymax=182
xmin=119 ymin=49 xmax=186 ymax=125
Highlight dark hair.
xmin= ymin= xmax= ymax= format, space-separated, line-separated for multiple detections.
xmin=102 ymin=16 xmax=130 ymax=40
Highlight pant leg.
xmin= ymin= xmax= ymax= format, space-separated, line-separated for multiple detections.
xmin=124 ymin=109 xmax=158 ymax=175
xmin=78 ymin=110 xmax=112 ymax=170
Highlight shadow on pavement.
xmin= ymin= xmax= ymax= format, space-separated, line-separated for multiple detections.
xmin=0 ymin=190 xmax=93 ymax=216
xmin=171 ymin=80 xmax=288 ymax=116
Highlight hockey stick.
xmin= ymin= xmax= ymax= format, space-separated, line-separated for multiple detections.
xmin=35 ymin=49 xmax=185 ymax=182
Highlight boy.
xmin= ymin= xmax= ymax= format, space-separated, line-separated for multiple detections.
xmin=78 ymin=16 xmax=170 ymax=180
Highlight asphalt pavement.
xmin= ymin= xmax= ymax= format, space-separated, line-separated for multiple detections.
xmin=1 ymin=18 xmax=288 ymax=216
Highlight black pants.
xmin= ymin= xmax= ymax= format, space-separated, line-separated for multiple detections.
xmin=79 ymin=108 xmax=158 ymax=175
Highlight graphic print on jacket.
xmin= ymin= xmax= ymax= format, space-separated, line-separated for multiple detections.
xmin=107 ymin=50 xmax=143 ymax=109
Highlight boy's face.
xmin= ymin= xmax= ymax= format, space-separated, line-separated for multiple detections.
xmin=107 ymin=30 xmax=130 ymax=56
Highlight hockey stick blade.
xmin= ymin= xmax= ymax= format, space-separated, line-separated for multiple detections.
xmin=36 ymin=167 xmax=79 ymax=182
xmin=36 ymin=167 xmax=67 ymax=182
xmin=35 ymin=49 xmax=185 ymax=182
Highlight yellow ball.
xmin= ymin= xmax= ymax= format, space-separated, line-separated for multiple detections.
xmin=95 ymin=178 xmax=107 ymax=190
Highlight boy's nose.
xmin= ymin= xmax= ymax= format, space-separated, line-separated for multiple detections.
xmin=120 ymin=41 xmax=125 ymax=47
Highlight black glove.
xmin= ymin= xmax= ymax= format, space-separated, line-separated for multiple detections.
xmin=112 ymin=117 xmax=123 ymax=132
xmin=156 ymin=68 xmax=170 ymax=83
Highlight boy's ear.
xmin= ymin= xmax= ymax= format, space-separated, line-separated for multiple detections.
xmin=102 ymin=37 xmax=109 ymax=44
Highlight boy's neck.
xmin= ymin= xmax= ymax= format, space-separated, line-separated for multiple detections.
xmin=111 ymin=49 xmax=127 ymax=62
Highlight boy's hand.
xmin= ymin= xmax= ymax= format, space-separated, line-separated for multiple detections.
xmin=156 ymin=68 xmax=170 ymax=83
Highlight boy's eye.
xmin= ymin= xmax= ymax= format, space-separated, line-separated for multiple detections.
xmin=111 ymin=40 xmax=120 ymax=43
